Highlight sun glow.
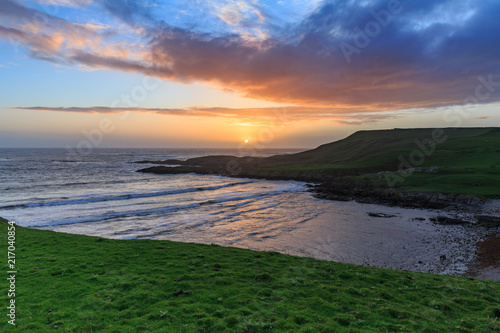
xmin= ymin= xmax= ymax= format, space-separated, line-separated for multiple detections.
xmin=244 ymin=139 xmax=249 ymax=143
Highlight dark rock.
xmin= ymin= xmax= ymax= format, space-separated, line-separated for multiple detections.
xmin=430 ymin=216 xmax=470 ymax=225
xmin=135 ymin=159 xmax=184 ymax=165
xmin=476 ymin=215 xmax=500 ymax=228
xmin=426 ymin=200 xmax=448 ymax=209
xmin=368 ymin=212 xmax=396 ymax=218
xmin=172 ymin=290 xmax=191 ymax=296
xmin=172 ymin=290 xmax=184 ymax=296
xmin=326 ymin=194 xmax=352 ymax=201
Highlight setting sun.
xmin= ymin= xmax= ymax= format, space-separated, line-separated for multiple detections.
xmin=244 ymin=139 xmax=249 ymax=143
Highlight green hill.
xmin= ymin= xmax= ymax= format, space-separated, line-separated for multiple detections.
xmin=262 ymin=127 xmax=500 ymax=196
xmin=266 ymin=127 xmax=500 ymax=170
xmin=139 ymin=127 xmax=500 ymax=197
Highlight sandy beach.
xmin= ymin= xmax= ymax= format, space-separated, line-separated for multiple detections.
xmin=232 ymin=200 xmax=496 ymax=279
xmin=102 ymin=195 xmax=498 ymax=280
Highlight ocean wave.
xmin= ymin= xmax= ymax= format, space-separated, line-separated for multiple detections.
xmin=210 ymin=189 xmax=289 ymax=204
xmin=27 ymin=188 xmax=297 ymax=228
xmin=0 ymin=178 xmax=133 ymax=192
xmin=0 ymin=181 xmax=255 ymax=210
xmin=210 ymin=202 xmax=283 ymax=219
xmin=51 ymin=160 xmax=82 ymax=163
xmin=30 ymin=203 xmax=202 ymax=227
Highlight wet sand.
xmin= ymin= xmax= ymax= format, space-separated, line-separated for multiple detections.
xmin=142 ymin=196 xmax=497 ymax=280
xmin=233 ymin=201 xmax=490 ymax=278
xmin=471 ymin=231 xmax=500 ymax=280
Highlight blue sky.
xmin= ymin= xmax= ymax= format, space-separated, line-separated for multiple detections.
xmin=1 ymin=0 xmax=499 ymax=148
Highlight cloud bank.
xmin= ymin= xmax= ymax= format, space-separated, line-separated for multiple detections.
xmin=2 ymin=0 xmax=500 ymax=112
xmin=12 ymin=105 xmax=403 ymax=125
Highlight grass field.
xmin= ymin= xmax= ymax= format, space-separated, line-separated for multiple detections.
xmin=2 ymin=217 xmax=500 ymax=332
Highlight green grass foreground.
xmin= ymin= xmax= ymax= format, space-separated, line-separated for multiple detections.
xmin=2 ymin=217 xmax=500 ymax=332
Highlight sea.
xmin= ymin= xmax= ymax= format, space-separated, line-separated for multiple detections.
xmin=0 ymin=148 xmax=322 ymax=243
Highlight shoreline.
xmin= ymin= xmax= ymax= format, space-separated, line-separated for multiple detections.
xmin=136 ymin=161 xmax=499 ymax=214
xmin=135 ymin=161 xmax=500 ymax=280
xmin=36 ymin=193 xmax=500 ymax=281
xmin=214 ymin=201 xmax=497 ymax=279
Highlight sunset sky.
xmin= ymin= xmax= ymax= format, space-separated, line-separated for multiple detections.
xmin=1 ymin=0 xmax=500 ymax=148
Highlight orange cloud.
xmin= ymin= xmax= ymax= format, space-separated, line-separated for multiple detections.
xmin=11 ymin=105 xmax=404 ymax=125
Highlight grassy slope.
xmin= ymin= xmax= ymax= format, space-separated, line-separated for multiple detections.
xmin=262 ymin=128 xmax=500 ymax=196
xmin=2 ymin=218 xmax=500 ymax=332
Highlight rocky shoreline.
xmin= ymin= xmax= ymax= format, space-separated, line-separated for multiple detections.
xmin=309 ymin=181 xmax=485 ymax=211
xmin=135 ymin=159 xmax=500 ymax=280
xmin=136 ymin=159 xmax=499 ymax=219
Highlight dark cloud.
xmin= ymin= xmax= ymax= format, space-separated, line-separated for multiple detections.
xmin=3 ymin=0 xmax=500 ymax=112
xmin=0 ymin=24 xmax=27 ymax=39
xmin=0 ymin=0 xmax=69 ymax=29
xmin=68 ymin=50 xmax=172 ymax=76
